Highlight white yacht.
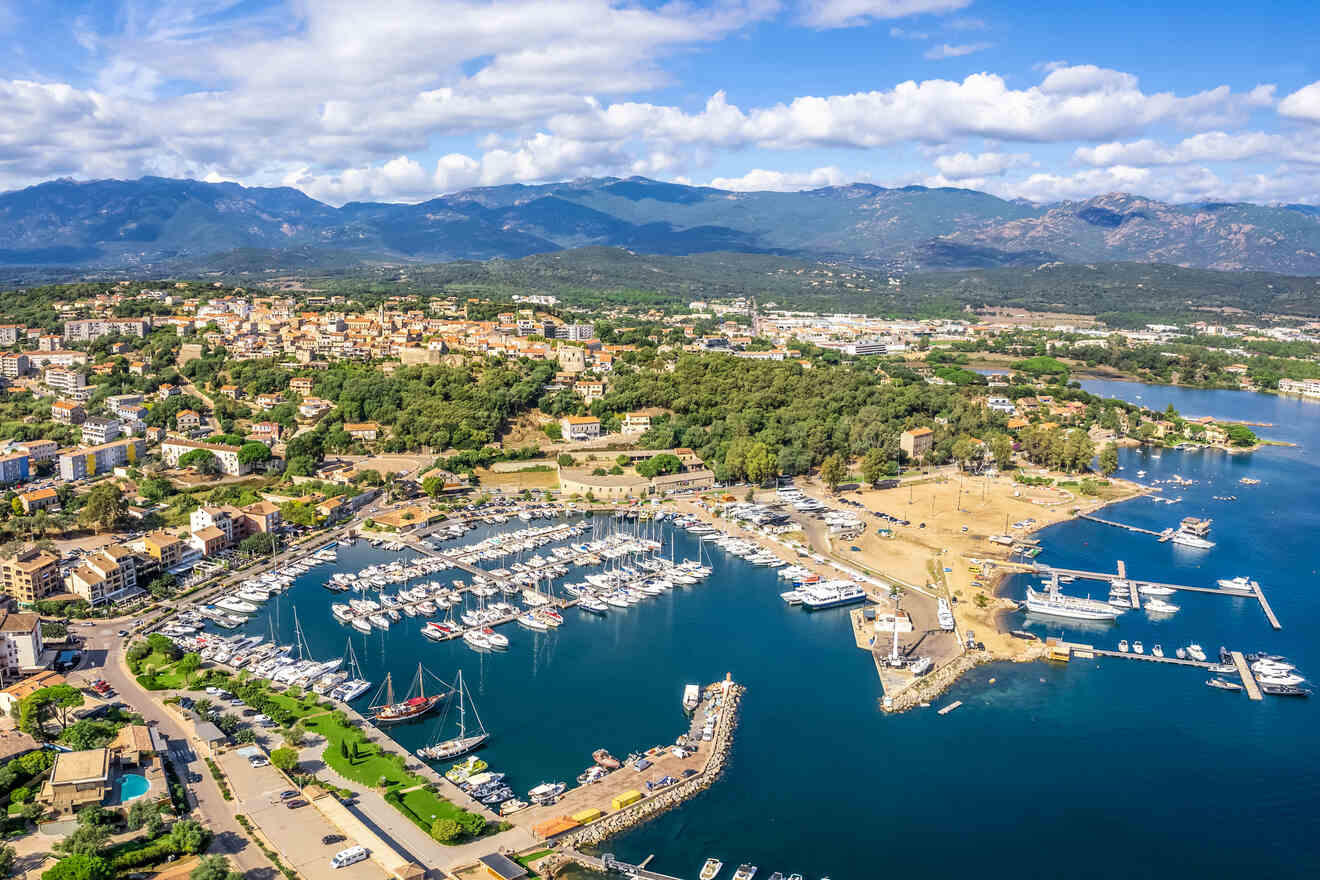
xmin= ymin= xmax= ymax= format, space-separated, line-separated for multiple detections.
xmin=1144 ymin=598 xmax=1180 ymax=614
xmin=1216 ymin=576 xmax=1257 ymax=593
xmin=1170 ymin=530 xmax=1215 ymax=549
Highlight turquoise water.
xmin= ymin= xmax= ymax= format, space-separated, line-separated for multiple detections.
xmin=118 ymin=773 xmax=151 ymax=803
xmin=241 ymin=380 xmax=1319 ymax=879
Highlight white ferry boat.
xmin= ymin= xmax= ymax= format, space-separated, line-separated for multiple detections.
xmin=799 ymin=582 xmax=866 ymax=609
xmin=1024 ymin=584 xmax=1120 ymax=621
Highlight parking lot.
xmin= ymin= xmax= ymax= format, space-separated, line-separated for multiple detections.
xmin=216 ymin=749 xmax=388 ymax=880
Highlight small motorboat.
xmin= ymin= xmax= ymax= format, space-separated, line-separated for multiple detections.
xmin=1186 ymin=644 xmax=1207 ymax=662
xmin=1152 ymin=644 xmax=1164 ymax=658
xmin=1117 ymin=640 xmax=1129 ymax=653
xmin=1206 ymin=678 xmax=1243 ymax=692
xmin=700 ymin=859 xmax=724 ymax=880
xmin=593 ymin=749 xmax=621 ymax=769
xmin=1132 ymin=641 xmax=1145 ymax=655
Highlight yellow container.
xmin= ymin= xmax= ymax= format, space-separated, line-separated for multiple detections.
xmin=610 ymin=790 xmax=643 ymax=810
xmin=572 ymin=808 xmax=604 ymax=823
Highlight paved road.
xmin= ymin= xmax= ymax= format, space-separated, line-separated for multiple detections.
xmin=76 ymin=623 xmax=281 ymax=879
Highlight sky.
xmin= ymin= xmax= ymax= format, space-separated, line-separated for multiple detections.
xmin=1 ymin=0 xmax=1318 ymax=206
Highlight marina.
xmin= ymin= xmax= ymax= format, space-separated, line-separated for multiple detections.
xmin=138 ymin=378 xmax=1320 ymax=878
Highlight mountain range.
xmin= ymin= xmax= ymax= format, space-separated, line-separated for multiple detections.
xmin=2 ymin=175 xmax=1319 ymax=275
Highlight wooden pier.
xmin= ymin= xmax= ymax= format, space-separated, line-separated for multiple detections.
xmin=1030 ymin=562 xmax=1281 ymax=630
xmin=1231 ymin=651 xmax=1263 ymax=700
xmin=1078 ymin=514 xmax=1171 ymax=540
xmin=1092 ymin=648 xmax=1214 ymax=668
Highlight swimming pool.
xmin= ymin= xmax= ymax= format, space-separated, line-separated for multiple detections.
xmin=117 ymin=773 xmax=151 ymax=803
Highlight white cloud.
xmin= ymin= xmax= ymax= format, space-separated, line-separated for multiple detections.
xmin=1074 ymin=131 xmax=1320 ymax=167
xmin=933 ymin=151 xmax=1031 ymax=177
xmin=923 ymin=42 xmax=992 ymax=59
xmin=888 ymin=26 xmax=928 ymax=39
xmin=948 ymin=16 xmax=987 ymax=29
xmin=1278 ymin=80 xmax=1320 ymax=122
xmin=800 ymin=0 xmax=972 ymax=29
xmin=709 ymin=166 xmax=860 ymax=190
xmin=985 ymin=163 xmax=1320 ymax=205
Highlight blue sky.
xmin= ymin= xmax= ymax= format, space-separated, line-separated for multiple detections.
xmin=0 ymin=0 xmax=1317 ymax=205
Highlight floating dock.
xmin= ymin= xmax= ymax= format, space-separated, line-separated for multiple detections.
xmin=1078 ymin=514 xmax=1171 ymax=540
xmin=1023 ymin=562 xmax=1281 ymax=630
xmin=937 ymin=700 xmax=962 ymax=715
xmin=1230 ymin=651 xmax=1263 ymax=701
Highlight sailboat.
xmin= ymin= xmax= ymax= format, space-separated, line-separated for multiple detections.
xmin=417 ymin=669 xmax=489 ymax=760
xmin=369 ymin=663 xmax=449 ymax=724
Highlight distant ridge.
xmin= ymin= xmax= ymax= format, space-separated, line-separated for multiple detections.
xmin=1 ymin=175 xmax=1318 ymax=275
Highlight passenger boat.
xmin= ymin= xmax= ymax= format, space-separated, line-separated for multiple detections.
xmin=527 ymin=781 xmax=566 ymax=805
xmin=700 ymin=859 xmax=724 ymax=880
xmin=1025 ymin=584 xmax=1120 ymax=621
xmin=370 ymin=664 xmax=448 ymax=725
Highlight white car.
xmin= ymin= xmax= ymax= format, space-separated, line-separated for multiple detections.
xmin=248 ymin=756 xmax=269 ymax=768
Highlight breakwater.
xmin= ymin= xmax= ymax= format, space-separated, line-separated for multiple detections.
xmin=559 ymin=683 xmax=744 ymax=849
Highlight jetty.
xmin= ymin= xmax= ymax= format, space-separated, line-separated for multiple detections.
xmin=1053 ymin=640 xmax=1267 ymax=700
xmin=1078 ymin=514 xmax=1173 ymax=541
xmin=1014 ymin=561 xmax=1283 ymax=630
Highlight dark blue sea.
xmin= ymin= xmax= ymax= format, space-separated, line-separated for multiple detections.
xmin=240 ymin=380 xmax=1319 ymax=880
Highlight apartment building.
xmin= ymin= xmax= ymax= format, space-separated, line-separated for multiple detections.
xmin=44 ymin=368 xmax=86 ymax=395
xmin=160 ymin=438 xmax=247 ymax=476
xmin=560 ymin=415 xmax=602 ymax=441
xmin=57 ymin=438 xmax=145 ymax=481
xmin=80 ymin=417 xmax=121 ymax=445
xmin=51 ymin=400 xmax=86 ymax=425
xmin=0 ymin=612 xmax=44 ymax=675
xmin=0 ymin=453 xmax=29 ymax=487
xmin=0 ymin=546 xmax=62 ymax=604
xmin=67 ymin=546 xmax=141 ymax=606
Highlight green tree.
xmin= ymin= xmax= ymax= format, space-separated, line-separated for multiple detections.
xmin=77 ymin=483 xmax=126 ymax=532
xmin=237 ymin=442 xmax=272 ymax=466
xmin=430 ymin=817 xmax=462 ymax=843
xmin=177 ymin=448 xmax=220 ymax=475
xmin=557 ymin=453 xmax=575 ymax=468
xmin=41 ymin=853 xmax=112 ymax=880
xmin=1098 ymin=442 xmax=1119 ymax=476
xmin=989 ymin=434 xmax=1014 ymax=470
xmin=860 ymin=448 xmax=887 ymax=486
xmin=189 ymin=855 xmax=244 ymax=880
xmin=167 ymin=818 xmax=212 ymax=854
xmin=177 ymin=652 xmax=202 ymax=686
xmin=0 ymin=844 xmax=15 ymax=878
xmin=269 ymin=747 xmax=298 ymax=772
xmin=19 ymin=684 xmax=84 ymax=739
xmin=53 ymin=820 xmax=109 ymax=857
xmin=820 ymin=454 xmax=847 ymax=493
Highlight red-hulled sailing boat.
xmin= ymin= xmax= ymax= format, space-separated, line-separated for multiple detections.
xmin=370 ymin=663 xmax=449 ymax=724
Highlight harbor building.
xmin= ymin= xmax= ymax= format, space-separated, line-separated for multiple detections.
xmin=900 ymin=426 xmax=934 ymax=460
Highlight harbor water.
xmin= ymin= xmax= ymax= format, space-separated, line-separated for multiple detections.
xmin=239 ymin=379 xmax=1317 ymax=879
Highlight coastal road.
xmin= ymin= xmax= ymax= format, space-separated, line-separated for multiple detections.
xmin=75 ymin=625 xmax=281 ymax=879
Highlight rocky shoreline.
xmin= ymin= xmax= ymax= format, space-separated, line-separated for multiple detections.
xmin=559 ymin=684 xmax=745 ymax=851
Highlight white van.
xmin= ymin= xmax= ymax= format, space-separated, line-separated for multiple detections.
xmin=331 ymin=846 xmax=368 ymax=869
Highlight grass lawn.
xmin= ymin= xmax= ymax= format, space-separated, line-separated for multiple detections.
xmin=312 ymin=715 xmax=421 ymax=790
xmin=396 ymin=787 xmax=466 ymax=828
